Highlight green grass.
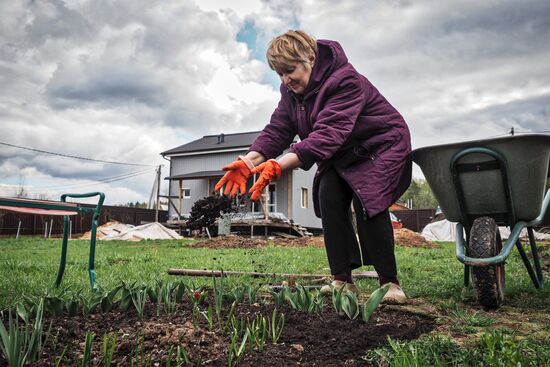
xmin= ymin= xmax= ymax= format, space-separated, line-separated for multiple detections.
xmin=0 ymin=237 xmax=331 ymax=307
xmin=0 ymin=237 xmax=548 ymax=310
xmin=1 ymin=236 xmax=549 ymax=365
xmin=363 ymin=331 xmax=550 ymax=367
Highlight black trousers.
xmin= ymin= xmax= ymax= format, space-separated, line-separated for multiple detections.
xmin=318 ymin=167 xmax=397 ymax=278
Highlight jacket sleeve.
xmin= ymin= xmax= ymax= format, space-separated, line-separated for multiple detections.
xmin=248 ymin=91 xmax=297 ymax=159
xmin=289 ymin=74 xmax=367 ymax=170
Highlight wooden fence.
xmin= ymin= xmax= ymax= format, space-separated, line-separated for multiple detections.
xmin=2 ymin=204 xmax=548 ymax=237
xmin=392 ymin=207 xmax=550 ymax=233
xmin=392 ymin=209 xmax=437 ymax=232
xmin=0 ymin=205 xmax=168 ymax=236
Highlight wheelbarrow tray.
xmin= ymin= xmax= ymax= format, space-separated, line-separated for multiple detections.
xmin=411 ymin=134 xmax=550 ymax=223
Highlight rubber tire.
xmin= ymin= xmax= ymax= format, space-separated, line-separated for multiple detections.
xmin=469 ymin=217 xmax=505 ymax=309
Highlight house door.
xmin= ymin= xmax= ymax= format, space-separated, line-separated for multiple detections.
xmin=250 ymin=183 xmax=276 ymax=213
xmin=268 ymin=184 xmax=276 ymax=213
xmin=208 ymin=178 xmax=223 ymax=195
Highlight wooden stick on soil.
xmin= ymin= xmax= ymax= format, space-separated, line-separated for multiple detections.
xmin=167 ymin=268 xmax=378 ymax=279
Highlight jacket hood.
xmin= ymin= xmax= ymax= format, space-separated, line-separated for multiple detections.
xmin=303 ymin=39 xmax=349 ymax=96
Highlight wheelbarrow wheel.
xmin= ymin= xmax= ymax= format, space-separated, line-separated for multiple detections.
xmin=469 ymin=217 xmax=505 ymax=309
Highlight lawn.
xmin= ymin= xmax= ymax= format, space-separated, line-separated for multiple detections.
xmin=0 ymin=236 xmax=549 ymax=366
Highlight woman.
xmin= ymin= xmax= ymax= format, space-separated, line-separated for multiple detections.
xmin=215 ymin=30 xmax=411 ymax=303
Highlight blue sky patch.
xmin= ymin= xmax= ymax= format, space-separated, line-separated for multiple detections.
xmin=236 ymin=20 xmax=280 ymax=89
xmin=236 ymin=20 xmax=261 ymax=59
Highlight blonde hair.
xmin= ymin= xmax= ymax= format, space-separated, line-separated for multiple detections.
xmin=266 ymin=30 xmax=317 ymax=73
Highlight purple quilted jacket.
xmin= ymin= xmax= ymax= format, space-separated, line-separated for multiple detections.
xmin=248 ymin=40 xmax=412 ymax=218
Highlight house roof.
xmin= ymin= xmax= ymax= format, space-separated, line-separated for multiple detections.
xmin=161 ymin=131 xmax=262 ymax=156
xmin=165 ymin=170 xmax=224 ymax=180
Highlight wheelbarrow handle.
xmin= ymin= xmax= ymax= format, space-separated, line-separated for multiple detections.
xmin=525 ymin=188 xmax=550 ymax=227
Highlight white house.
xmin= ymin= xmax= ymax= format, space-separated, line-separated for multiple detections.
xmin=160 ymin=131 xmax=322 ymax=230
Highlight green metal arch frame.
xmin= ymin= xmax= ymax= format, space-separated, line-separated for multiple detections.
xmin=57 ymin=192 xmax=105 ymax=290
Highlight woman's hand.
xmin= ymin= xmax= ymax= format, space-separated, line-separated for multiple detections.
xmin=214 ymin=159 xmax=252 ymax=197
xmin=249 ymin=159 xmax=281 ymax=201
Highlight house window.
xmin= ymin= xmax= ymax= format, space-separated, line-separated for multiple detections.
xmin=301 ymin=187 xmax=308 ymax=208
xmin=182 ymin=188 xmax=191 ymax=198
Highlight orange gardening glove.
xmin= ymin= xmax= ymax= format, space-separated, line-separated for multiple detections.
xmin=249 ymin=159 xmax=281 ymax=201
xmin=214 ymin=158 xmax=252 ymax=197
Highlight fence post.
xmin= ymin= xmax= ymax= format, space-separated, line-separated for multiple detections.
xmin=16 ymin=220 xmax=21 ymax=239
xmin=155 ymin=165 xmax=161 ymax=222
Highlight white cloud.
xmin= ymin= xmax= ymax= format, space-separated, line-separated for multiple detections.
xmin=298 ymin=0 xmax=550 ymax=149
xmin=0 ymin=0 xmax=548 ymax=206
xmin=0 ymin=0 xmax=280 ymax=204
xmin=195 ymin=0 xmax=263 ymax=19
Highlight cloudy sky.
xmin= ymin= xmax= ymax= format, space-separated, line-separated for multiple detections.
xmin=1 ymin=0 xmax=549 ymax=205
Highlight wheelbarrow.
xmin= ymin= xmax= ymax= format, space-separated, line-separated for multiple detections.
xmin=411 ymin=134 xmax=549 ymax=308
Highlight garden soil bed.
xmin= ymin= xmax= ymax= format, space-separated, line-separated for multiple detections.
xmin=22 ymin=298 xmax=436 ymax=366
xmin=191 ymin=229 xmax=435 ymax=250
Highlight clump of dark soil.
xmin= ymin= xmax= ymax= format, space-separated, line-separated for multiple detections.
xmin=22 ymin=297 xmax=436 ymax=366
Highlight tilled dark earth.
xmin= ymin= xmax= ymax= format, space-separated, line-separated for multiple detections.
xmin=20 ymin=297 xmax=436 ymax=366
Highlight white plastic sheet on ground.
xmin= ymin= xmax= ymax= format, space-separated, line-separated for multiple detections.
xmin=421 ymin=220 xmax=550 ymax=242
xmin=102 ymin=222 xmax=182 ymax=241
xmin=97 ymin=222 xmax=134 ymax=238
xmin=421 ymin=220 xmax=458 ymax=241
